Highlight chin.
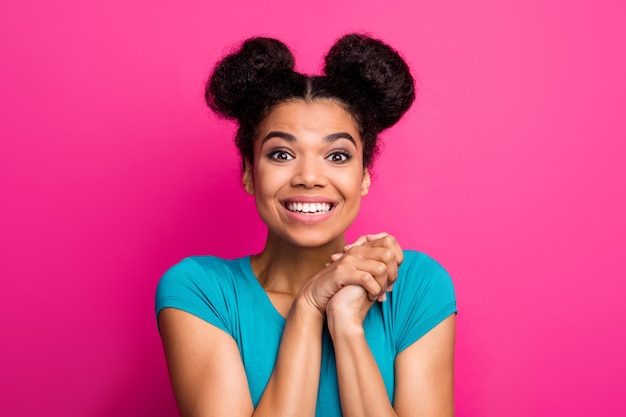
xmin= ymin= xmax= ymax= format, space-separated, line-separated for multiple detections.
xmin=280 ymin=229 xmax=346 ymax=250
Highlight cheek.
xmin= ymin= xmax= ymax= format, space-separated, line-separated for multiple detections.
xmin=253 ymin=164 xmax=288 ymax=197
xmin=338 ymin=172 xmax=367 ymax=198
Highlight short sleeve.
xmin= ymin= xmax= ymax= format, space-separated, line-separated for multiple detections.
xmin=155 ymin=257 xmax=232 ymax=335
xmin=392 ymin=251 xmax=457 ymax=353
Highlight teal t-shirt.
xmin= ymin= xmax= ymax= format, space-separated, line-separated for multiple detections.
xmin=155 ymin=250 xmax=456 ymax=416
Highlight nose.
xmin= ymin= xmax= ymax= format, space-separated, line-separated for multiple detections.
xmin=290 ymin=156 xmax=328 ymax=189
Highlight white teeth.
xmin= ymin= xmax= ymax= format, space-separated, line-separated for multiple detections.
xmin=286 ymin=202 xmax=332 ymax=214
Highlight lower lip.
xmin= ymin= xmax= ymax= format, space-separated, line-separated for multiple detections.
xmin=281 ymin=205 xmax=335 ymax=224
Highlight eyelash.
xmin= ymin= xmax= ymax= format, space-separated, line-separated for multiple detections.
xmin=326 ymin=151 xmax=352 ymax=163
xmin=267 ymin=149 xmax=294 ymax=161
xmin=266 ymin=149 xmax=353 ymax=163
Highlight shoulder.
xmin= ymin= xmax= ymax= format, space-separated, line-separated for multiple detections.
xmin=390 ymin=250 xmax=457 ymax=352
xmin=155 ymin=255 xmax=250 ymax=326
xmin=158 ymin=255 xmax=245 ymax=287
xmin=168 ymin=255 xmax=242 ymax=273
xmin=398 ymin=250 xmax=454 ymax=288
xmin=392 ymin=250 xmax=456 ymax=315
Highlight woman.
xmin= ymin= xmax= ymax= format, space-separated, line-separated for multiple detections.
xmin=156 ymin=33 xmax=457 ymax=417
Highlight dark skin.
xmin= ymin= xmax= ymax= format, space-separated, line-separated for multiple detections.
xmin=159 ymin=99 xmax=455 ymax=417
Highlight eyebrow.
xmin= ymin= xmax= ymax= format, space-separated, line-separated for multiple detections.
xmin=261 ymin=131 xmax=357 ymax=147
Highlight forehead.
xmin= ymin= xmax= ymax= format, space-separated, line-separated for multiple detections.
xmin=257 ymin=100 xmax=360 ymax=139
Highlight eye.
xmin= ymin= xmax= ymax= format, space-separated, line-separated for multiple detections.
xmin=268 ymin=149 xmax=294 ymax=161
xmin=326 ymin=151 xmax=352 ymax=163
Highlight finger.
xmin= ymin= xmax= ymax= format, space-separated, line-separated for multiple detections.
xmin=343 ymin=235 xmax=369 ymax=251
xmin=352 ymin=269 xmax=382 ymax=300
xmin=365 ymin=232 xmax=389 ymax=242
xmin=335 ymin=255 xmax=387 ymax=298
xmin=346 ymin=245 xmax=399 ymax=289
xmin=363 ymin=234 xmax=404 ymax=266
xmin=345 ymin=232 xmax=389 ymax=251
xmin=326 ymin=253 xmax=345 ymax=267
xmin=330 ymin=253 xmax=344 ymax=262
xmin=357 ymin=255 xmax=391 ymax=298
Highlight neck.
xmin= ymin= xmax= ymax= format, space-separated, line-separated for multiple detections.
xmin=251 ymin=231 xmax=346 ymax=296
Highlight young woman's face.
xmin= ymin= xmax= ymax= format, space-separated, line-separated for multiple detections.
xmin=244 ymin=99 xmax=371 ymax=249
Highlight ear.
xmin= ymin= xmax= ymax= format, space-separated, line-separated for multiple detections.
xmin=361 ymin=168 xmax=371 ymax=196
xmin=242 ymin=160 xmax=255 ymax=195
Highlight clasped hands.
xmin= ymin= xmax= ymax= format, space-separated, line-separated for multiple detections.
xmin=299 ymin=233 xmax=403 ymax=332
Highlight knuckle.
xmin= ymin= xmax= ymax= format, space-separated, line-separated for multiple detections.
xmin=359 ymin=271 xmax=372 ymax=282
xmin=340 ymin=253 xmax=355 ymax=263
xmin=381 ymin=249 xmax=395 ymax=262
xmin=334 ymin=262 xmax=348 ymax=274
xmin=373 ymin=263 xmax=387 ymax=276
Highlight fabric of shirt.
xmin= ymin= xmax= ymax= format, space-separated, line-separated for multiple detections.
xmin=155 ymin=250 xmax=456 ymax=416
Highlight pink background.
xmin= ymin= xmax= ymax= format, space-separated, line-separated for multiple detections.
xmin=1 ymin=0 xmax=625 ymax=415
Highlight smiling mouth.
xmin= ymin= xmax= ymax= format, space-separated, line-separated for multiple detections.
xmin=284 ymin=202 xmax=333 ymax=215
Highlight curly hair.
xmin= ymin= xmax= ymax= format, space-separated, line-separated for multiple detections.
xmin=205 ymin=33 xmax=415 ymax=168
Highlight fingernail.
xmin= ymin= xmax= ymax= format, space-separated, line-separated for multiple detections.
xmin=367 ymin=232 xmax=388 ymax=240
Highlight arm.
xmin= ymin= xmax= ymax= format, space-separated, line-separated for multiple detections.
xmin=325 ymin=234 xmax=401 ymax=417
xmin=159 ymin=308 xmax=254 ymax=417
xmin=394 ymin=314 xmax=456 ymax=417
xmin=327 ymin=285 xmax=397 ymax=417
xmin=158 ymin=235 xmax=401 ymax=416
xmin=327 ymin=236 xmax=456 ymax=417
xmin=159 ymin=297 xmax=325 ymax=417
xmin=158 ymin=246 xmax=392 ymax=417
xmin=328 ymin=296 xmax=456 ymax=417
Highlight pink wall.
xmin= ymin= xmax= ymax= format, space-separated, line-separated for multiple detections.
xmin=2 ymin=0 xmax=625 ymax=415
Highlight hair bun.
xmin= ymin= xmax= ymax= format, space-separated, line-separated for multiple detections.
xmin=206 ymin=37 xmax=296 ymax=120
xmin=324 ymin=34 xmax=415 ymax=132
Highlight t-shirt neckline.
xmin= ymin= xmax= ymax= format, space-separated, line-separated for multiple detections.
xmin=237 ymin=256 xmax=287 ymax=325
